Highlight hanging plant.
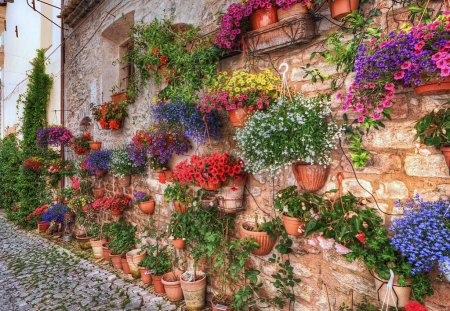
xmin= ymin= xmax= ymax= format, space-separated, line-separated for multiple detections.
xmin=71 ymin=133 xmax=92 ymax=155
xmin=91 ymin=101 xmax=129 ymax=130
xmin=36 ymin=126 xmax=73 ymax=148
xmin=22 ymin=157 xmax=45 ymax=172
xmin=111 ymin=147 xmax=142 ymax=178
xmin=84 ymin=150 xmax=112 ymax=176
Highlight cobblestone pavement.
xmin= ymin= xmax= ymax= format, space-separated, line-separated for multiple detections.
xmin=0 ymin=216 xmax=178 ymax=311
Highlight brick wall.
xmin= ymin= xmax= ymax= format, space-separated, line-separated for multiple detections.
xmin=64 ymin=1 xmax=450 ymax=310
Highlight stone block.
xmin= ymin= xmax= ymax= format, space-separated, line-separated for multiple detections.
xmin=342 ymin=179 xmax=373 ymax=198
xmin=364 ymin=121 xmax=416 ymax=149
xmin=405 ymin=154 xmax=449 ymax=178
xmin=376 ymin=181 xmax=409 ymax=200
xmin=330 ymin=271 xmax=376 ymax=296
xmin=342 ymin=153 xmax=402 ymax=175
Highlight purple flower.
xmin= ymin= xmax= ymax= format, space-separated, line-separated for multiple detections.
xmin=132 ymin=192 xmax=150 ymax=205
xmin=37 ymin=126 xmax=73 ymax=148
xmin=85 ymin=150 xmax=111 ymax=175
xmin=41 ymin=203 xmax=69 ymax=223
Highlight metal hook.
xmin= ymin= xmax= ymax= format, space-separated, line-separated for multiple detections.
xmin=279 ymin=63 xmax=289 ymax=75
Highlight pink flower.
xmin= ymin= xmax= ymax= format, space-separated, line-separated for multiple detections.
xmin=414 ymin=41 xmax=425 ymax=51
xmin=423 ymin=33 xmax=434 ymax=40
xmin=441 ymin=67 xmax=450 ymax=77
xmin=355 ymin=104 xmax=364 ymax=112
xmin=382 ymin=100 xmax=393 ymax=108
xmin=436 ymin=58 xmax=448 ymax=69
xmin=370 ymin=113 xmax=382 ymax=120
xmin=335 ymin=91 xmax=343 ymax=101
xmin=384 ymin=83 xmax=395 ymax=91
xmin=357 ymin=115 xmax=365 ymax=123
xmin=385 ymin=91 xmax=394 ymax=100
xmin=401 ymin=61 xmax=412 ymax=70
xmin=394 ymin=71 xmax=405 ymax=80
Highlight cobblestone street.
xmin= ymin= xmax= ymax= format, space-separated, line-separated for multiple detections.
xmin=0 ymin=216 xmax=177 ymax=311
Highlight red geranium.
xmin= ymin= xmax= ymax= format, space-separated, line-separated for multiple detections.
xmin=355 ymin=232 xmax=366 ymax=243
xmin=97 ymin=195 xmax=131 ymax=214
xmin=109 ymin=120 xmax=120 ymax=130
xmin=405 ymin=301 xmax=427 ymax=311
xmin=27 ymin=204 xmax=50 ymax=222
xmin=173 ymin=153 xmax=245 ymax=189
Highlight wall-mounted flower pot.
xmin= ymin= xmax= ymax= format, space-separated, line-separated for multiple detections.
xmin=277 ymin=3 xmax=308 ymax=21
xmin=441 ymin=146 xmax=450 ymax=171
xmin=180 ymin=271 xmax=206 ymax=310
xmin=38 ymin=221 xmax=50 ymax=233
xmin=211 ymin=297 xmax=235 ymax=311
xmin=281 ymin=214 xmax=304 ymax=236
xmin=139 ymin=267 xmax=152 ymax=284
xmin=117 ymin=175 xmax=131 ymax=187
xmin=158 ymin=170 xmax=172 ymax=184
xmin=138 ymin=200 xmax=155 ymax=215
xmin=204 ymin=181 xmax=221 ymax=191
xmin=90 ymin=238 xmax=106 ymax=259
xmin=110 ymin=254 xmax=123 ymax=269
xmin=414 ymin=76 xmax=450 ymax=96
xmin=292 ymin=163 xmax=330 ymax=192
xmin=241 ymin=222 xmax=276 ymax=256
xmin=121 ymin=258 xmax=131 ymax=274
xmin=152 ymin=275 xmax=166 ymax=294
xmin=228 ymin=107 xmax=252 ymax=127
xmin=92 ymin=188 xmax=105 ymax=199
xmin=96 ymin=170 xmax=106 ymax=177
xmin=76 ymin=235 xmax=91 ymax=250
xmin=218 ymin=177 xmax=246 ymax=214
xmin=102 ymin=244 xmax=111 ymax=262
xmin=162 ymin=271 xmax=183 ymax=301
xmin=373 ymin=271 xmax=411 ymax=308
xmin=172 ymin=238 xmax=186 ymax=249
xmin=111 ymin=91 xmax=127 ymax=104
xmin=250 ymin=7 xmax=278 ymax=30
xmin=89 ymin=141 xmax=102 ymax=151
xmin=174 ymin=200 xmax=188 ymax=214
xmin=329 ymin=0 xmax=360 ymax=20
xmin=126 ymin=249 xmax=146 ymax=279
xmin=111 ymin=209 xmax=123 ymax=216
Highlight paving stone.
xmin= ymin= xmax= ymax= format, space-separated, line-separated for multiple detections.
xmin=0 ymin=216 xmax=176 ymax=310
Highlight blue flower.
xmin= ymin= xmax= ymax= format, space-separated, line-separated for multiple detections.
xmin=41 ymin=203 xmax=70 ymax=223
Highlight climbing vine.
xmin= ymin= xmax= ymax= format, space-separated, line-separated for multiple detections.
xmin=0 ymin=134 xmax=21 ymax=219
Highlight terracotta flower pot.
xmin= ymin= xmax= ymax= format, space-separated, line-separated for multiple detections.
xmin=138 ymin=200 xmax=155 ymax=215
xmin=76 ymin=235 xmax=92 ymax=250
xmin=89 ymin=141 xmax=102 ymax=151
xmin=111 ymin=209 xmax=123 ymax=216
xmin=38 ymin=221 xmax=50 ymax=233
xmin=117 ymin=175 xmax=131 ymax=187
xmin=277 ymin=3 xmax=308 ymax=21
xmin=414 ymin=76 xmax=450 ymax=96
xmin=158 ymin=170 xmax=173 ymax=184
xmin=96 ymin=170 xmax=106 ymax=177
xmin=180 ymin=271 xmax=207 ymax=310
xmin=110 ymin=254 xmax=123 ymax=269
xmin=250 ymin=7 xmax=278 ymax=30
xmin=172 ymin=239 xmax=186 ymax=249
xmin=90 ymin=238 xmax=106 ymax=259
xmin=139 ymin=267 xmax=152 ymax=284
xmin=292 ymin=163 xmax=330 ymax=192
xmin=102 ymin=244 xmax=111 ymax=262
xmin=373 ymin=271 xmax=411 ymax=308
xmin=92 ymin=188 xmax=104 ymax=199
xmin=162 ymin=271 xmax=183 ymax=302
xmin=126 ymin=249 xmax=147 ymax=279
xmin=228 ymin=107 xmax=252 ymax=127
xmin=151 ymin=275 xmax=165 ymax=294
xmin=111 ymin=91 xmax=127 ymax=104
xmin=282 ymin=214 xmax=304 ymax=237
xmin=174 ymin=200 xmax=188 ymax=214
xmin=121 ymin=258 xmax=131 ymax=274
xmin=441 ymin=146 xmax=450 ymax=171
xmin=329 ymin=0 xmax=360 ymax=20
xmin=218 ymin=177 xmax=246 ymax=214
xmin=203 ymin=181 xmax=221 ymax=191
xmin=211 ymin=298 xmax=235 ymax=311
xmin=241 ymin=222 xmax=276 ymax=256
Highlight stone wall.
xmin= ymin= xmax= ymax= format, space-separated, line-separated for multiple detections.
xmin=64 ymin=1 xmax=450 ymax=310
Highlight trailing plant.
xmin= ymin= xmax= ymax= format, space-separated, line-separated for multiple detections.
xmin=41 ymin=203 xmax=70 ymax=223
xmin=36 ymin=126 xmax=73 ymax=148
xmin=236 ymin=94 xmax=341 ymax=174
xmin=414 ymin=107 xmax=450 ymax=147
xmin=91 ymin=100 xmax=129 ymax=130
xmin=85 ymin=150 xmax=111 ymax=175
xmin=163 ymin=181 xmax=191 ymax=204
xmin=110 ymin=147 xmax=141 ymax=177
xmin=109 ymin=222 xmax=136 ymax=255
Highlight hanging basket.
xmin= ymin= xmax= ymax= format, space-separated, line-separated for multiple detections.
xmin=292 ymin=162 xmax=330 ymax=192
xmin=241 ymin=222 xmax=276 ymax=256
xmin=372 ymin=271 xmax=411 ymax=308
xmin=228 ymin=107 xmax=253 ymax=127
xmin=89 ymin=141 xmax=102 ymax=151
xmin=218 ymin=177 xmax=246 ymax=214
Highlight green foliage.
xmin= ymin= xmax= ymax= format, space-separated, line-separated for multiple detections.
xmin=163 ymin=181 xmax=191 ymax=204
xmin=138 ymin=245 xmax=172 ymax=276
xmin=167 ymin=211 xmax=189 ymax=239
xmin=0 ymin=134 xmax=21 ymax=219
xmin=274 ymin=186 xmax=322 ymax=222
xmin=126 ymin=19 xmax=220 ymax=101
xmin=110 ymin=147 xmax=140 ymax=177
xmin=414 ymin=108 xmax=450 ymax=147
xmin=108 ymin=221 xmax=137 ymax=255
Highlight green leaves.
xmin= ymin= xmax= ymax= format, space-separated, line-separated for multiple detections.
xmin=414 ymin=108 xmax=450 ymax=147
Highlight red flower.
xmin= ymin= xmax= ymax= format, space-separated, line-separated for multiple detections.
xmin=99 ymin=119 xmax=109 ymax=129
xmin=355 ymin=232 xmax=366 ymax=243
xmin=405 ymin=301 xmax=427 ymax=311
xmin=160 ymin=55 xmax=168 ymax=65
xmin=109 ymin=120 xmax=120 ymax=130
xmin=152 ymin=48 xmax=160 ymax=55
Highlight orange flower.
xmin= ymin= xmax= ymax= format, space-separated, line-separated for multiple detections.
xmin=109 ymin=120 xmax=120 ymax=130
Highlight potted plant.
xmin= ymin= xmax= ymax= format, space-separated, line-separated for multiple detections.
xmin=391 ymin=196 xmax=450 ymax=283
xmin=28 ymin=204 xmax=50 ymax=232
xmin=104 ymin=195 xmax=132 ymax=216
xmin=89 ymin=140 xmax=102 ymax=151
xmin=45 ymin=158 xmax=75 ymax=188
xmin=71 ymin=133 xmax=91 ymax=155
xmin=92 ymin=188 xmax=105 ymax=199
xmin=172 ymin=153 xmax=245 ymax=191
xmin=108 ymin=222 xmax=136 ymax=269
xmin=414 ymin=108 xmax=450 ymax=170
xmin=236 ymin=94 xmax=341 ymax=191
xmin=168 ymin=211 xmax=189 ymax=249
xmin=276 ymin=0 xmax=311 ymax=20
xmin=162 ymin=270 xmax=183 ymax=302
xmin=22 ymin=157 xmax=44 ymax=173
xmin=218 ymin=174 xmax=248 ymax=214
xmin=85 ymin=222 xmax=106 ymax=259
xmin=328 ymin=0 xmax=360 ymax=20
xmin=180 ymin=271 xmax=207 ymax=310
xmin=111 ymin=147 xmax=140 ymax=186
xmin=36 ymin=126 xmax=73 ymax=148
xmin=91 ymin=100 xmax=128 ymax=130
xmin=274 ymin=186 xmax=322 ymax=236
xmin=85 ymin=150 xmax=111 ymax=176
xmin=138 ymin=245 xmax=172 ymax=293
xmin=240 ymin=215 xmax=281 ymax=256
xmin=246 ymin=0 xmax=278 ymax=30
xmin=199 ymin=70 xmax=280 ymax=127
xmin=164 ymin=181 xmax=191 ymax=213
xmin=138 ymin=255 xmax=153 ymax=284
xmin=132 ymin=192 xmax=155 ymax=215
xmin=126 ymin=248 xmax=147 ymax=279
xmin=41 ymin=203 xmax=70 ymax=226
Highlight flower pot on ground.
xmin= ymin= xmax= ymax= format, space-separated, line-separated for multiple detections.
xmin=38 ymin=221 xmax=50 ymax=233
xmin=121 ymin=257 xmax=131 ymax=274
xmin=328 ymin=0 xmax=360 ymax=20
xmin=152 ymin=275 xmax=165 ymax=294
xmin=110 ymin=254 xmax=123 ymax=269
xmin=277 ymin=2 xmax=309 ymax=21
xmin=139 ymin=267 xmax=152 ymax=284
xmin=218 ymin=176 xmax=247 ymax=214
xmin=92 ymin=188 xmax=105 ymax=199
xmin=250 ymin=6 xmax=278 ymax=30
xmin=211 ymin=296 xmax=235 ymax=311
xmin=132 ymin=192 xmax=155 ymax=215
xmin=90 ymin=238 xmax=106 ymax=259
xmin=180 ymin=271 xmax=206 ymax=310
xmin=102 ymin=244 xmax=111 ymax=262
xmin=292 ymin=163 xmax=330 ymax=192
xmin=413 ymin=76 xmax=450 ymax=96
xmin=241 ymin=220 xmax=278 ymax=256
xmin=89 ymin=141 xmax=102 ymax=151
xmin=139 ymin=246 xmax=172 ymax=292
xmin=108 ymin=221 xmax=136 ymax=269
xmin=76 ymin=235 xmax=92 ymax=250
xmin=126 ymin=249 xmax=147 ymax=278
xmin=172 ymin=239 xmax=186 ymax=249
xmin=373 ymin=271 xmax=411 ymax=308
xmin=111 ymin=91 xmax=127 ymax=104
xmin=162 ymin=271 xmax=183 ymax=302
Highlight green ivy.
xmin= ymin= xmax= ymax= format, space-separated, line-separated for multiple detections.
xmin=0 ymin=134 xmax=21 ymax=219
